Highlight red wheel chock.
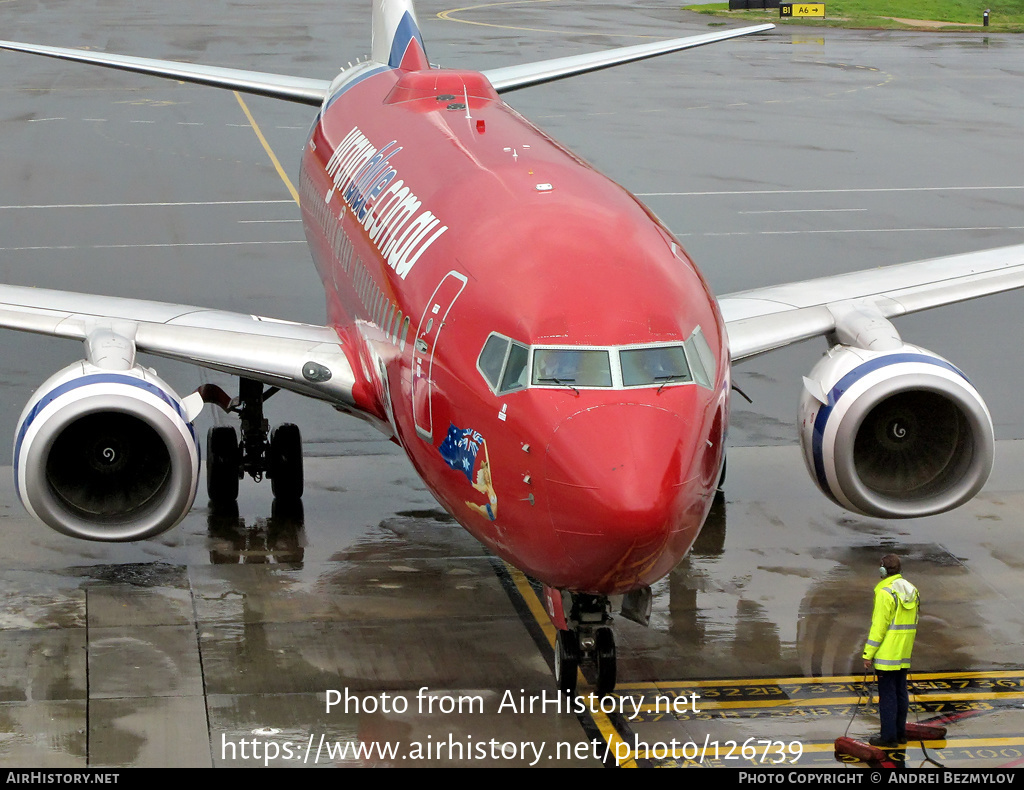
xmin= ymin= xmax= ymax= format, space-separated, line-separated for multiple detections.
xmin=834 ymin=737 xmax=886 ymax=762
xmin=906 ymin=722 xmax=947 ymax=740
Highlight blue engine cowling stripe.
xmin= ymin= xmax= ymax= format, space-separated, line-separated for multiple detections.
xmin=810 ymin=353 xmax=968 ymax=497
xmin=13 ymin=373 xmax=194 ymax=500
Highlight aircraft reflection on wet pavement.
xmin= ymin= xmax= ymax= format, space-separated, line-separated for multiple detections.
xmin=0 ymin=0 xmax=1023 ymax=699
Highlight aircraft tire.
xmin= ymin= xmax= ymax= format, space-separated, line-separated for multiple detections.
xmin=270 ymin=423 xmax=303 ymax=501
xmin=595 ymin=627 xmax=616 ymax=695
xmin=207 ymin=426 xmax=240 ymax=503
xmin=555 ymin=629 xmax=580 ymax=696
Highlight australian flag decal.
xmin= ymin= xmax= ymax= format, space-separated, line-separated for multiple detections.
xmin=439 ymin=424 xmax=483 ymax=481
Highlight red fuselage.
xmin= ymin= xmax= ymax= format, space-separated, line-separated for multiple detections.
xmin=299 ymin=64 xmax=729 ymax=595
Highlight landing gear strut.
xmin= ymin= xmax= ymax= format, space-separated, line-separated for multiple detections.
xmin=551 ymin=592 xmax=617 ymax=696
xmin=201 ymin=378 xmax=303 ymax=503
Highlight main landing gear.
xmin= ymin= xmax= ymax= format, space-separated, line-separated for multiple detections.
xmin=201 ymin=378 xmax=303 ymax=503
xmin=552 ymin=593 xmax=617 ymax=697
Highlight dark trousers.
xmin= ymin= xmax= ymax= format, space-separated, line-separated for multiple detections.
xmin=876 ymin=668 xmax=909 ymax=741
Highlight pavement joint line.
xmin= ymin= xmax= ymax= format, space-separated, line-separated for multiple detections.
xmin=739 ymin=208 xmax=869 ymax=214
xmin=760 ymin=225 xmax=1024 ymax=235
xmin=640 ymin=185 xmax=1024 ymax=197
xmin=0 ymin=200 xmax=293 ymax=209
xmin=675 ymin=225 xmax=1024 ymax=237
xmin=0 ymin=240 xmax=306 ymax=251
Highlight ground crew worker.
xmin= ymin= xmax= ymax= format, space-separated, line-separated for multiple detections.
xmin=862 ymin=554 xmax=920 ymax=748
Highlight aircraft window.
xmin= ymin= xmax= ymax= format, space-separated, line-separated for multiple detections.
xmin=685 ymin=327 xmax=714 ymax=389
xmin=399 ymin=316 xmax=410 ymax=350
xmin=620 ymin=346 xmax=691 ymax=387
xmin=499 ymin=342 xmax=529 ymax=393
xmin=692 ymin=327 xmax=716 ymax=382
xmin=533 ymin=348 xmax=612 ymax=388
xmin=478 ymin=334 xmax=509 ymax=388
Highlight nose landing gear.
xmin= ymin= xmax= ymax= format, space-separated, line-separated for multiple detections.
xmin=554 ymin=629 xmax=580 ymax=695
xmin=550 ymin=590 xmax=617 ymax=696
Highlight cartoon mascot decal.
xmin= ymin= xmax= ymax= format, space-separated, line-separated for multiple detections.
xmin=438 ymin=424 xmax=497 ymax=521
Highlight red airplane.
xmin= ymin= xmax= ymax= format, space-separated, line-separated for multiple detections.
xmin=0 ymin=2 xmax=1022 ymax=696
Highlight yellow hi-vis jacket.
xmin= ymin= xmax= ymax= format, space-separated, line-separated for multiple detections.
xmin=862 ymin=573 xmax=920 ymax=670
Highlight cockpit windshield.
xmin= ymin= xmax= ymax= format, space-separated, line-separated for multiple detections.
xmin=620 ymin=346 xmax=691 ymax=387
xmin=476 ymin=330 xmax=714 ymax=394
xmin=532 ymin=349 xmax=612 ymax=388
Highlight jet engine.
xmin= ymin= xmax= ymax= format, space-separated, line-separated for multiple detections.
xmin=14 ymin=360 xmax=201 ymax=541
xmin=799 ymin=343 xmax=994 ymax=518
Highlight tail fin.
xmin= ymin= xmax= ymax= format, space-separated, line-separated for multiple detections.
xmin=371 ymin=0 xmax=430 ymax=71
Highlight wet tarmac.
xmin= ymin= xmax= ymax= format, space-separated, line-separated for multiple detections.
xmin=2 ymin=443 xmax=1023 ymax=767
xmin=0 ymin=0 xmax=1023 ymax=769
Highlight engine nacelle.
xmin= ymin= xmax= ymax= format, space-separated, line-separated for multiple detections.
xmin=14 ymin=362 xmax=200 ymax=541
xmin=799 ymin=344 xmax=994 ymax=518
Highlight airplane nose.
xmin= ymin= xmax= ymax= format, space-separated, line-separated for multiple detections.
xmin=542 ymin=403 xmax=707 ymax=592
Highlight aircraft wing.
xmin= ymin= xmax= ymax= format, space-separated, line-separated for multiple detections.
xmin=0 ymin=39 xmax=330 ymax=106
xmin=481 ymin=24 xmax=775 ymax=93
xmin=0 ymin=285 xmax=357 ymax=406
xmin=720 ymin=244 xmax=1024 ymax=362
xmin=0 ymin=24 xmax=775 ymax=102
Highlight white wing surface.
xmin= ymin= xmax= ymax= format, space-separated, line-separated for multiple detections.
xmin=720 ymin=244 xmax=1024 ymax=362
xmin=0 ymin=39 xmax=330 ymax=105
xmin=482 ymin=25 xmax=775 ymax=93
xmin=0 ymin=285 xmax=357 ymax=406
xmin=0 ymin=24 xmax=774 ymax=103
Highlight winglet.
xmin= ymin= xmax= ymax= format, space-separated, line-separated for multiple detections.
xmin=372 ymin=0 xmax=430 ymax=70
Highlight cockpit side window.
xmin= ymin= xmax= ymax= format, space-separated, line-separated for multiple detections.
xmin=499 ymin=342 xmax=529 ymax=393
xmin=478 ymin=334 xmax=510 ymax=391
xmin=684 ymin=326 xmax=716 ymax=389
